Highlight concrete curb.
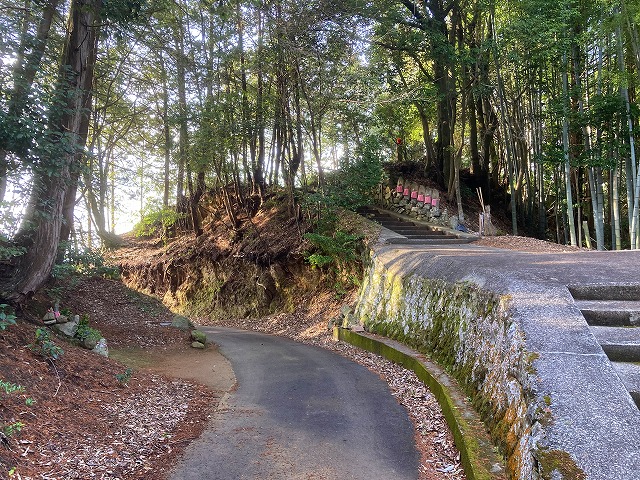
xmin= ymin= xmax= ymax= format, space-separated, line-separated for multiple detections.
xmin=333 ymin=326 xmax=506 ymax=480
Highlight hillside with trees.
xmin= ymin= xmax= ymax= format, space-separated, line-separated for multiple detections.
xmin=3 ymin=0 xmax=640 ymax=303
xmin=4 ymin=1 xmax=640 ymax=478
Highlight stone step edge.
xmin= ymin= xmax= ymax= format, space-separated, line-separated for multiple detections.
xmin=362 ymin=206 xmax=479 ymax=241
xmin=580 ymin=309 xmax=640 ymax=327
xmin=333 ymin=326 xmax=506 ymax=480
xmin=611 ymin=362 xmax=640 ymax=408
xmin=387 ymin=238 xmax=474 ymax=245
xmin=568 ymin=284 xmax=640 ymax=301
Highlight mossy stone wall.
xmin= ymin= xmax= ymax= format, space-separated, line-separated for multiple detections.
xmin=355 ymin=256 xmax=543 ymax=480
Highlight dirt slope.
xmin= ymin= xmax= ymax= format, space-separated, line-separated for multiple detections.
xmin=0 ymin=277 xmax=223 ymax=480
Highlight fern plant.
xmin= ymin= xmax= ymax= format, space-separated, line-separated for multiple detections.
xmin=0 ymin=304 xmax=16 ymax=331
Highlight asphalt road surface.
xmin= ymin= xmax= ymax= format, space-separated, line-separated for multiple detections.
xmin=168 ymin=326 xmax=419 ymax=480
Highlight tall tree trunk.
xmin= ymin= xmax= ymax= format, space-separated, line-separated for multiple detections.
xmin=250 ymin=6 xmax=266 ymax=200
xmin=173 ymin=17 xmax=188 ymax=219
xmin=3 ymin=0 xmax=101 ymax=303
xmin=491 ymin=10 xmax=517 ymax=235
xmin=587 ymin=43 xmax=606 ymax=249
xmin=159 ymin=52 xmax=172 ymax=209
xmin=617 ymin=20 xmax=639 ymax=248
xmin=613 ymin=158 xmax=622 ymax=250
xmin=398 ymin=0 xmax=456 ymax=188
xmin=561 ymin=52 xmax=577 ymax=246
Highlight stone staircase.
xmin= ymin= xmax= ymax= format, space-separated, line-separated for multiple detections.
xmin=358 ymin=207 xmax=475 ymax=246
xmin=570 ymin=285 xmax=640 ymax=408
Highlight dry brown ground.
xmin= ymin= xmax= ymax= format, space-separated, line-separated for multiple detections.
xmin=475 ymin=234 xmax=587 ymax=252
xmin=0 ymin=278 xmax=221 ymax=480
xmin=1 ymin=276 xmax=465 ymax=480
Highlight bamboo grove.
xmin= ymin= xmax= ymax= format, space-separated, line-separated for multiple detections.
xmin=2 ymin=0 xmax=640 ymax=300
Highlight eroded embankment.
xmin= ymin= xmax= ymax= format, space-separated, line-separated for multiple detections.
xmin=115 ymin=207 xmax=640 ymax=480
xmin=115 ymin=209 xmax=327 ymax=319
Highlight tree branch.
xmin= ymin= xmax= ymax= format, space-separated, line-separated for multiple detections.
xmin=399 ymin=0 xmax=426 ymax=22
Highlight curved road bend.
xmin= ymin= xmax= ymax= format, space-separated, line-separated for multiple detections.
xmin=168 ymin=326 xmax=420 ymax=480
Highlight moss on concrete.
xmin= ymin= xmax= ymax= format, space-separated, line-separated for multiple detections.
xmin=355 ymin=257 xmax=541 ymax=479
xmin=537 ymin=449 xmax=586 ymax=480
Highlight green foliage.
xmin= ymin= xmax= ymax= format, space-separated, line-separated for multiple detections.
xmin=103 ymin=0 xmax=145 ymax=24
xmin=0 ymin=242 xmax=25 ymax=262
xmin=0 ymin=380 xmax=24 ymax=396
xmin=0 ymin=380 xmax=27 ymax=439
xmin=306 ymin=253 xmax=334 ymax=269
xmin=75 ymin=315 xmax=102 ymax=345
xmin=115 ymin=368 xmax=133 ymax=387
xmin=302 ymin=134 xmax=384 ymax=236
xmin=133 ymin=206 xmax=185 ymax=239
xmin=28 ymin=328 xmax=64 ymax=361
xmin=0 ymin=200 xmax=26 ymax=261
xmin=2 ymin=422 xmax=23 ymax=438
xmin=319 ymin=135 xmax=385 ymax=211
xmin=53 ymin=246 xmax=120 ymax=280
xmin=0 ymin=304 xmax=16 ymax=331
xmin=45 ymin=286 xmax=65 ymax=303
xmin=304 ymin=231 xmax=361 ymax=270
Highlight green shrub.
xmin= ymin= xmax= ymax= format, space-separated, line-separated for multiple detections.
xmin=0 ymin=304 xmax=16 ymax=331
xmin=115 ymin=368 xmax=133 ymax=387
xmin=302 ymin=134 xmax=384 ymax=233
xmin=28 ymin=328 xmax=64 ymax=360
xmin=0 ymin=202 xmax=25 ymax=260
xmin=0 ymin=377 xmax=30 ymax=448
xmin=304 ymin=231 xmax=362 ymax=270
xmin=0 ymin=380 xmax=24 ymax=396
xmin=2 ymin=422 xmax=23 ymax=438
xmin=133 ymin=206 xmax=185 ymax=239
xmin=0 ymin=243 xmax=25 ymax=262
xmin=75 ymin=315 xmax=102 ymax=345
xmin=53 ymin=246 xmax=120 ymax=280
xmin=306 ymin=253 xmax=334 ymax=269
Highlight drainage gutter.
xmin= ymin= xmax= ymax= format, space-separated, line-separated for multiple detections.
xmin=333 ymin=326 xmax=506 ymax=480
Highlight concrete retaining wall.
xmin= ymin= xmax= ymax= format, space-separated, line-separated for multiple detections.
xmin=354 ymin=245 xmax=640 ymax=480
xmin=355 ymin=255 xmax=544 ymax=479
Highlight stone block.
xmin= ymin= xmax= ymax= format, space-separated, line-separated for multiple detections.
xmin=191 ymin=329 xmax=207 ymax=345
xmin=54 ymin=317 xmax=79 ymax=337
xmin=92 ymin=338 xmax=109 ymax=357
xmin=172 ymin=315 xmax=194 ymax=330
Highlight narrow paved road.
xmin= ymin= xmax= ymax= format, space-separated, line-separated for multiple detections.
xmin=168 ymin=327 xmax=419 ymax=480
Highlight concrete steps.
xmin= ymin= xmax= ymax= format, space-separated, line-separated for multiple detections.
xmin=575 ymin=300 xmax=640 ymax=327
xmin=611 ymin=361 xmax=640 ymax=408
xmin=359 ymin=207 xmax=472 ymax=245
xmin=589 ymin=326 xmax=640 ymax=362
xmin=572 ymin=286 xmax=640 ymax=409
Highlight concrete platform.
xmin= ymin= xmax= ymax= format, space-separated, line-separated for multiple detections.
xmin=365 ymin=242 xmax=640 ymax=479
